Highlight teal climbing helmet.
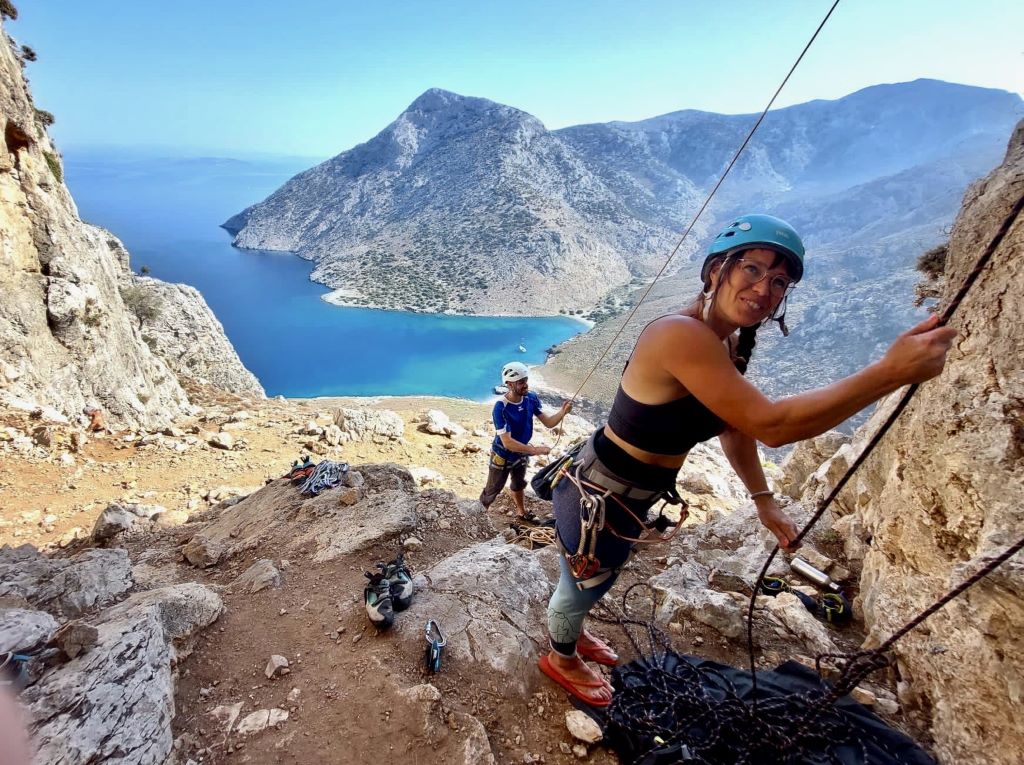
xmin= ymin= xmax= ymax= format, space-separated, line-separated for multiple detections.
xmin=702 ymin=214 xmax=805 ymax=283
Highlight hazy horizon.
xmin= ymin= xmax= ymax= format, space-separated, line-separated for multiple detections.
xmin=10 ymin=0 xmax=1023 ymax=157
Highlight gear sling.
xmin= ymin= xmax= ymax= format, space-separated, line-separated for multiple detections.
xmin=551 ymin=432 xmax=687 ymax=587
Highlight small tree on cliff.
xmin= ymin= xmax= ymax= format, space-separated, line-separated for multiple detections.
xmin=1 ymin=1 xmax=18 ymax=21
xmin=120 ymin=285 xmax=162 ymax=330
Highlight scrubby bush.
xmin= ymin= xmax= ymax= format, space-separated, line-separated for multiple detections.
xmin=1 ymin=1 xmax=18 ymax=21
xmin=43 ymin=151 xmax=62 ymax=183
xmin=82 ymin=298 xmax=102 ymax=327
xmin=20 ymin=45 xmax=35 ymax=62
xmin=139 ymin=264 xmax=151 ymax=275
xmin=34 ymin=108 xmax=54 ymax=127
xmin=916 ymin=243 xmax=948 ymax=279
xmin=120 ymin=285 xmax=163 ymax=330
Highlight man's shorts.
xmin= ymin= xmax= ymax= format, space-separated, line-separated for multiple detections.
xmin=479 ymin=451 xmax=528 ymax=507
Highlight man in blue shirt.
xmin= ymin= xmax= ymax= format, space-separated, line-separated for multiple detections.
xmin=480 ymin=361 xmax=573 ymax=520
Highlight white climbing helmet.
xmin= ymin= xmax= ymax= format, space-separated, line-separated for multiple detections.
xmin=501 ymin=362 xmax=529 ymax=383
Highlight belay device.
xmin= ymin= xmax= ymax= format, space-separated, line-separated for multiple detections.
xmin=424 ymin=620 xmax=446 ymax=673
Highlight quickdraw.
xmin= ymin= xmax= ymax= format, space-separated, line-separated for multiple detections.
xmin=561 ymin=462 xmax=685 ymax=580
xmin=759 ymin=575 xmax=853 ymax=625
xmin=567 ymin=484 xmax=607 ymax=579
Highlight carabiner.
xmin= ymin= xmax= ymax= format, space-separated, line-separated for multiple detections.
xmin=424 ymin=620 xmax=446 ymax=673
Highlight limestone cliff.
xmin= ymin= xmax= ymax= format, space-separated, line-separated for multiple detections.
xmin=0 ymin=20 xmax=262 ymax=426
xmin=808 ymin=120 xmax=1024 ymax=764
xmin=131 ymin=277 xmax=264 ymax=398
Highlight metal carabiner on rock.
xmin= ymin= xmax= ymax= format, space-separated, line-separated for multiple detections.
xmin=425 ymin=620 xmax=446 ymax=673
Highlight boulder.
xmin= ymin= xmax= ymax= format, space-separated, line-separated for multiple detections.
xmin=186 ymin=464 xmax=421 ymax=563
xmin=322 ymin=423 xmax=343 ymax=446
xmin=208 ymin=431 xmax=234 ymax=450
xmin=231 ymin=559 xmax=284 ymax=594
xmin=761 ymin=592 xmax=838 ymax=656
xmin=0 ymin=545 xmax=133 ymax=617
xmin=409 ymin=466 xmax=444 ymax=486
xmin=23 ymin=584 xmax=222 ymax=764
xmin=0 ymin=608 xmax=57 ymax=653
xmin=182 ymin=536 xmax=223 ymax=568
xmin=91 ymin=504 xmax=136 ymax=541
xmin=421 ymin=409 xmax=465 ymax=437
xmin=332 ymin=407 xmax=404 ymax=441
xmin=392 ymin=539 xmax=552 ymax=694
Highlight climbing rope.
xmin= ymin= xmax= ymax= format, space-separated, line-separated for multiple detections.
xmin=508 ymin=523 xmax=558 ymax=550
xmin=596 ymin=584 xmax=928 ymax=764
xmin=298 ymin=460 xmax=350 ymax=496
xmin=744 ymin=189 xmax=1024 ymax=704
xmin=557 ymin=0 xmax=842 ymax=427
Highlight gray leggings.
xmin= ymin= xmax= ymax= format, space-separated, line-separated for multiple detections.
xmin=546 ymin=552 xmax=621 ymax=657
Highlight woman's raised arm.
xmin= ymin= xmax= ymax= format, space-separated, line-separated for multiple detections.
xmin=656 ymin=315 xmax=956 ymax=448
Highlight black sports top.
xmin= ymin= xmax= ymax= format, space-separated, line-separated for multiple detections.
xmin=607 ymin=385 xmax=727 ymax=456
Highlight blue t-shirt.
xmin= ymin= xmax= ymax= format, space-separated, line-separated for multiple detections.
xmin=491 ymin=392 xmax=543 ymax=461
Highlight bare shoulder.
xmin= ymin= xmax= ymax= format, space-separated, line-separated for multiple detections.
xmin=639 ymin=314 xmax=723 ymax=349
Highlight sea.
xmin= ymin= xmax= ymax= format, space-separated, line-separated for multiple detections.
xmin=62 ymin=149 xmax=585 ymax=399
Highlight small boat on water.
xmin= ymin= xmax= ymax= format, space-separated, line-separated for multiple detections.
xmin=494 ymin=385 xmax=508 ymax=395
xmin=517 ymin=344 xmax=527 ymax=353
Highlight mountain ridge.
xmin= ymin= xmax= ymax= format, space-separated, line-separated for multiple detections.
xmin=225 ymin=79 xmax=1022 ymax=320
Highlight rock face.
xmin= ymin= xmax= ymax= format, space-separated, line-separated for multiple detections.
xmin=806 ymin=121 xmax=1024 ymax=764
xmin=130 ymin=278 xmax=264 ymax=397
xmin=0 ymin=544 xmax=133 ymax=617
xmin=0 ymin=20 xmax=261 ymax=427
xmin=24 ymin=584 xmax=223 ymax=765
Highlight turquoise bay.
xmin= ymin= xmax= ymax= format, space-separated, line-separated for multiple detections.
xmin=63 ymin=150 xmax=584 ymax=399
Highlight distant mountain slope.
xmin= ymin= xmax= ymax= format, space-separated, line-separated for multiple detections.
xmin=225 ymin=89 xmax=686 ymax=315
xmin=226 ymin=80 xmax=1021 ymax=322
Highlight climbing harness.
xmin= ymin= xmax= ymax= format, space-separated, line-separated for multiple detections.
xmin=530 ymin=439 xmax=585 ymax=501
xmin=557 ymin=460 xmax=685 ymax=586
xmin=424 ymin=620 xmax=446 ymax=673
xmin=299 ymin=460 xmax=349 ymax=496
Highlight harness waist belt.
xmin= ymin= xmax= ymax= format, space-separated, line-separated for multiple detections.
xmin=579 ymin=463 xmax=665 ymax=501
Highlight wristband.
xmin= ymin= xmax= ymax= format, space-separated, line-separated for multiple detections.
xmin=749 ymin=490 xmax=774 ymax=500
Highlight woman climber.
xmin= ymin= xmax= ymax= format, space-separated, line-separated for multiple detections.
xmin=539 ymin=213 xmax=958 ymax=706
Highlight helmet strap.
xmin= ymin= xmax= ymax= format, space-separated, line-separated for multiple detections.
xmin=700 ymin=289 xmax=715 ymax=322
xmin=770 ymin=294 xmax=791 ymax=337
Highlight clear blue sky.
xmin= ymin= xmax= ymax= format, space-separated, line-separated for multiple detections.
xmin=9 ymin=0 xmax=1023 ymax=158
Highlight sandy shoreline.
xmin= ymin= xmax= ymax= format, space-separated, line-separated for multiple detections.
xmin=320 ymin=288 xmax=595 ymax=327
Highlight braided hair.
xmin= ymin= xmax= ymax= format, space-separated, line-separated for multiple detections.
xmin=734 ymin=324 xmax=758 ymax=374
xmin=699 ymin=251 xmax=793 ymax=374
